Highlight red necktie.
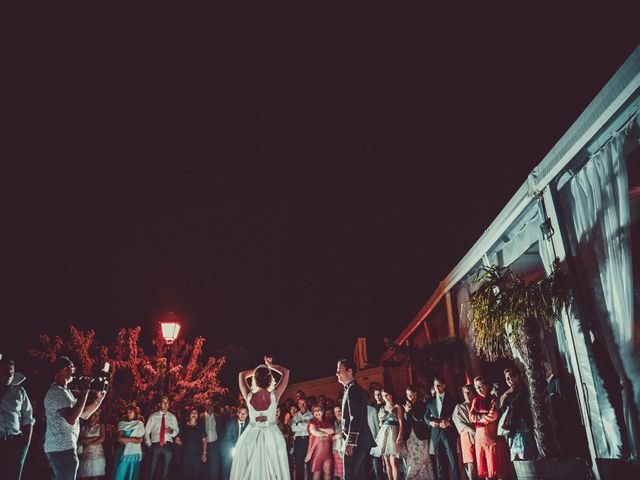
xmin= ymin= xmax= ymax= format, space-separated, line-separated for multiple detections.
xmin=159 ymin=414 xmax=166 ymax=446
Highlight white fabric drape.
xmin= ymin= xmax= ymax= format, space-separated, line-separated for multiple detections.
xmin=568 ymin=132 xmax=633 ymax=347
xmin=565 ymin=131 xmax=640 ymax=458
xmin=539 ymin=223 xmax=615 ymax=457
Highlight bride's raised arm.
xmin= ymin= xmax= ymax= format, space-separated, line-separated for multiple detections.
xmin=238 ymin=369 xmax=254 ymax=400
xmin=265 ymin=356 xmax=290 ymax=403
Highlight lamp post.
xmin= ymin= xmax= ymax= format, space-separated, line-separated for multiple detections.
xmin=159 ymin=312 xmax=182 ymax=395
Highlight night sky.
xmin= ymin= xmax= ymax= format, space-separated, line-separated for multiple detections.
xmin=4 ymin=12 xmax=639 ymax=382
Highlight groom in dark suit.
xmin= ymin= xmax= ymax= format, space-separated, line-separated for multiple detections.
xmin=425 ymin=378 xmax=460 ymax=480
xmin=221 ymin=406 xmax=249 ymax=480
xmin=336 ymin=358 xmax=376 ymax=480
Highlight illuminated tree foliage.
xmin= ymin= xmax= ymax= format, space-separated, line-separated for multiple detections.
xmin=30 ymin=325 xmax=228 ymax=423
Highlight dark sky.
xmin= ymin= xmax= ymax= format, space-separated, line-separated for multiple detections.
xmin=4 ymin=12 xmax=639 ymax=382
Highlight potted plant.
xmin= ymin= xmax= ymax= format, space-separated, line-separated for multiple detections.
xmin=470 ymin=262 xmax=588 ymax=479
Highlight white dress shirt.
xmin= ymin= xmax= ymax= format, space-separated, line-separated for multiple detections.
xmin=437 ymin=394 xmax=444 ymax=417
xmin=291 ymin=410 xmax=313 ymax=438
xmin=0 ymin=385 xmax=35 ymax=437
xmin=204 ymin=412 xmax=218 ymax=443
xmin=144 ymin=410 xmax=179 ymax=446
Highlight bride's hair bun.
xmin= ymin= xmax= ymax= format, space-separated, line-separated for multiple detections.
xmin=253 ymin=365 xmax=274 ymax=390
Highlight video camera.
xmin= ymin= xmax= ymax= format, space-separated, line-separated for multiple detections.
xmin=72 ymin=362 xmax=112 ymax=392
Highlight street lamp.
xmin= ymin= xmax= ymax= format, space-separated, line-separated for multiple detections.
xmin=160 ymin=318 xmax=182 ymax=344
xmin=159 ymin=311 xmax=182 ymax=394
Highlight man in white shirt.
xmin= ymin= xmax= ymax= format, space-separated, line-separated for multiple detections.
xmin=291 ymin=397 xmax=313 ymax=480
xmin=145 ymin=395 xmax=179 ymax=480
xmin=202 ymin=398 xmax=225 ymax=479
xmin=44 ymin=356 xmax=105 ymax=480
xmin=0 ymin=357 xmax=35 ymax=480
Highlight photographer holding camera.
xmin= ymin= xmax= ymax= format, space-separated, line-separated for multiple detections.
xmin=44 ymin=356 xmax=105 ymax=480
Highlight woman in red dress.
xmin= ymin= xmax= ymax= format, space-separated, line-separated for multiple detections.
xmin=469 ymin=377 xmax=509 ymax=480
xmin=305 ymin=404 xmax=335 ymax=480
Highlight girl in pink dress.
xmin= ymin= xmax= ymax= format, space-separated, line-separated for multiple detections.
xmin=470 ymin=377 xmax=508 ymax=480
xmin=305 ymin=404 xmax=335 ymax=480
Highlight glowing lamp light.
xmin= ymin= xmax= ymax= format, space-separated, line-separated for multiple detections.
xmin=160 ymin=319 xmax=181 ymax=345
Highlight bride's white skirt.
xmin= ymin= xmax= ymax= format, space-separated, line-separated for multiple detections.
xmin=230 ymin=423 xmax=291 ymax=480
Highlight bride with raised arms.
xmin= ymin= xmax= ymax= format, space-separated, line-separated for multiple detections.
xmin=230 ymin=356 xmax=291 ymax=479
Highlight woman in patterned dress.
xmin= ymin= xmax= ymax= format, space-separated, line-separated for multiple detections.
xmin=403 ymin=386 xmax=434 ymax=480
xmin=371 ymin=389 xmax=405 ymax=480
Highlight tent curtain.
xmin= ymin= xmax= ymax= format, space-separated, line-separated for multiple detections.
xmin=486 ymin=204 xmax=541 ymax=268
xmin=563 ymin=130 xmax=640 ymax=459
xmin=539 ymin=224 xmax=615 ymax=457
xmin=568 ymin=132 xmax=633 ymax=347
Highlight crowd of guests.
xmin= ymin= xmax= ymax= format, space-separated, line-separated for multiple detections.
xmin=1 ymin=353 xmax=572 ymax=480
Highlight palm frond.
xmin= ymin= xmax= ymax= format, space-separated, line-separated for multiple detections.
xmin=469 ymin=263 xmax=569 ymax=361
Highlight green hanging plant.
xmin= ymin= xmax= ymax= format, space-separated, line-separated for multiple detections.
xmin=470 ymin=260 xmax=570 ymax=459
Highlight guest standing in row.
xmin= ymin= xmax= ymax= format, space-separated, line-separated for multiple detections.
xmin=333 ymin=405 xmax=345 ymax=479
xmin=371 ymin=389 xmax=404 ymax=480
xmin=403 ymin=385 xmax=434 ymax=479
xmin=0 ymin=357 xmax=34 ymax=480
xmin=221 ymin=406 xmax=249 ymax=480
xmin=292 ymin=398 xmax=313 ymax=480
xmin=306 ymin=404 xmax=335 ymax=480
xmin=77 ymin=409 xmax=106 ymax=479
xmin=470 ymin=377 xmax=507 ymax=480
xmin=369 ymin=386 xmax=385 ymax=480
xmin=426 ymin=378 xmax=460 ymax=480
xmin=144 ymin=395 xmax=179 ymax=480
xmin=453 ymin=385 xmax=477 ymax=480
xmin=203 ymin=398 xmax=225 ymax=480
xmin=113 ymin=405 xmax=144 ymax=480
xmin=500 ymin=368 xmax=535 ymax=461
xmin=177 ymin=408 xmax=207 ymax=480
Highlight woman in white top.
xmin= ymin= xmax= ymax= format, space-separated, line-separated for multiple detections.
xmin=77 ymin=409 xmax=106 ymax=479
xmin=230 ymin=356 xmax=291 ymax=479
xmin=113 ymin=405 xmax=145 ymax=480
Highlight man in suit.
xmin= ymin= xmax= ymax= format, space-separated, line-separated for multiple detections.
xmin=369 ymin=387 xmax=385 ymax=480
xmin=336 ymin=358 xmax=376 ymax=480
xmin=221 ymin=406 xmax=249 ymax=480
xmin=202 ymin=398 xmax=226 ymax=480
xmin=425 ymin=378 xmax=460 ymax=480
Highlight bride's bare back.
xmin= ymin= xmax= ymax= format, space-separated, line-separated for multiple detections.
xmin=250 ymin=388 xmax=272 ymax=421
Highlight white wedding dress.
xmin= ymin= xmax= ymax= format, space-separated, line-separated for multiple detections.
xmin=230 ymin=390 xmax=291 ymax=480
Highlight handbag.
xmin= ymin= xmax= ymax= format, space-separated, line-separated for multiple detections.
xmin=497 ymin=406 xmax=513 ymax=437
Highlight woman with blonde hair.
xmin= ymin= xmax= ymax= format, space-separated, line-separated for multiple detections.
xmin=305 ymin=404 xmax=335 ymax=480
